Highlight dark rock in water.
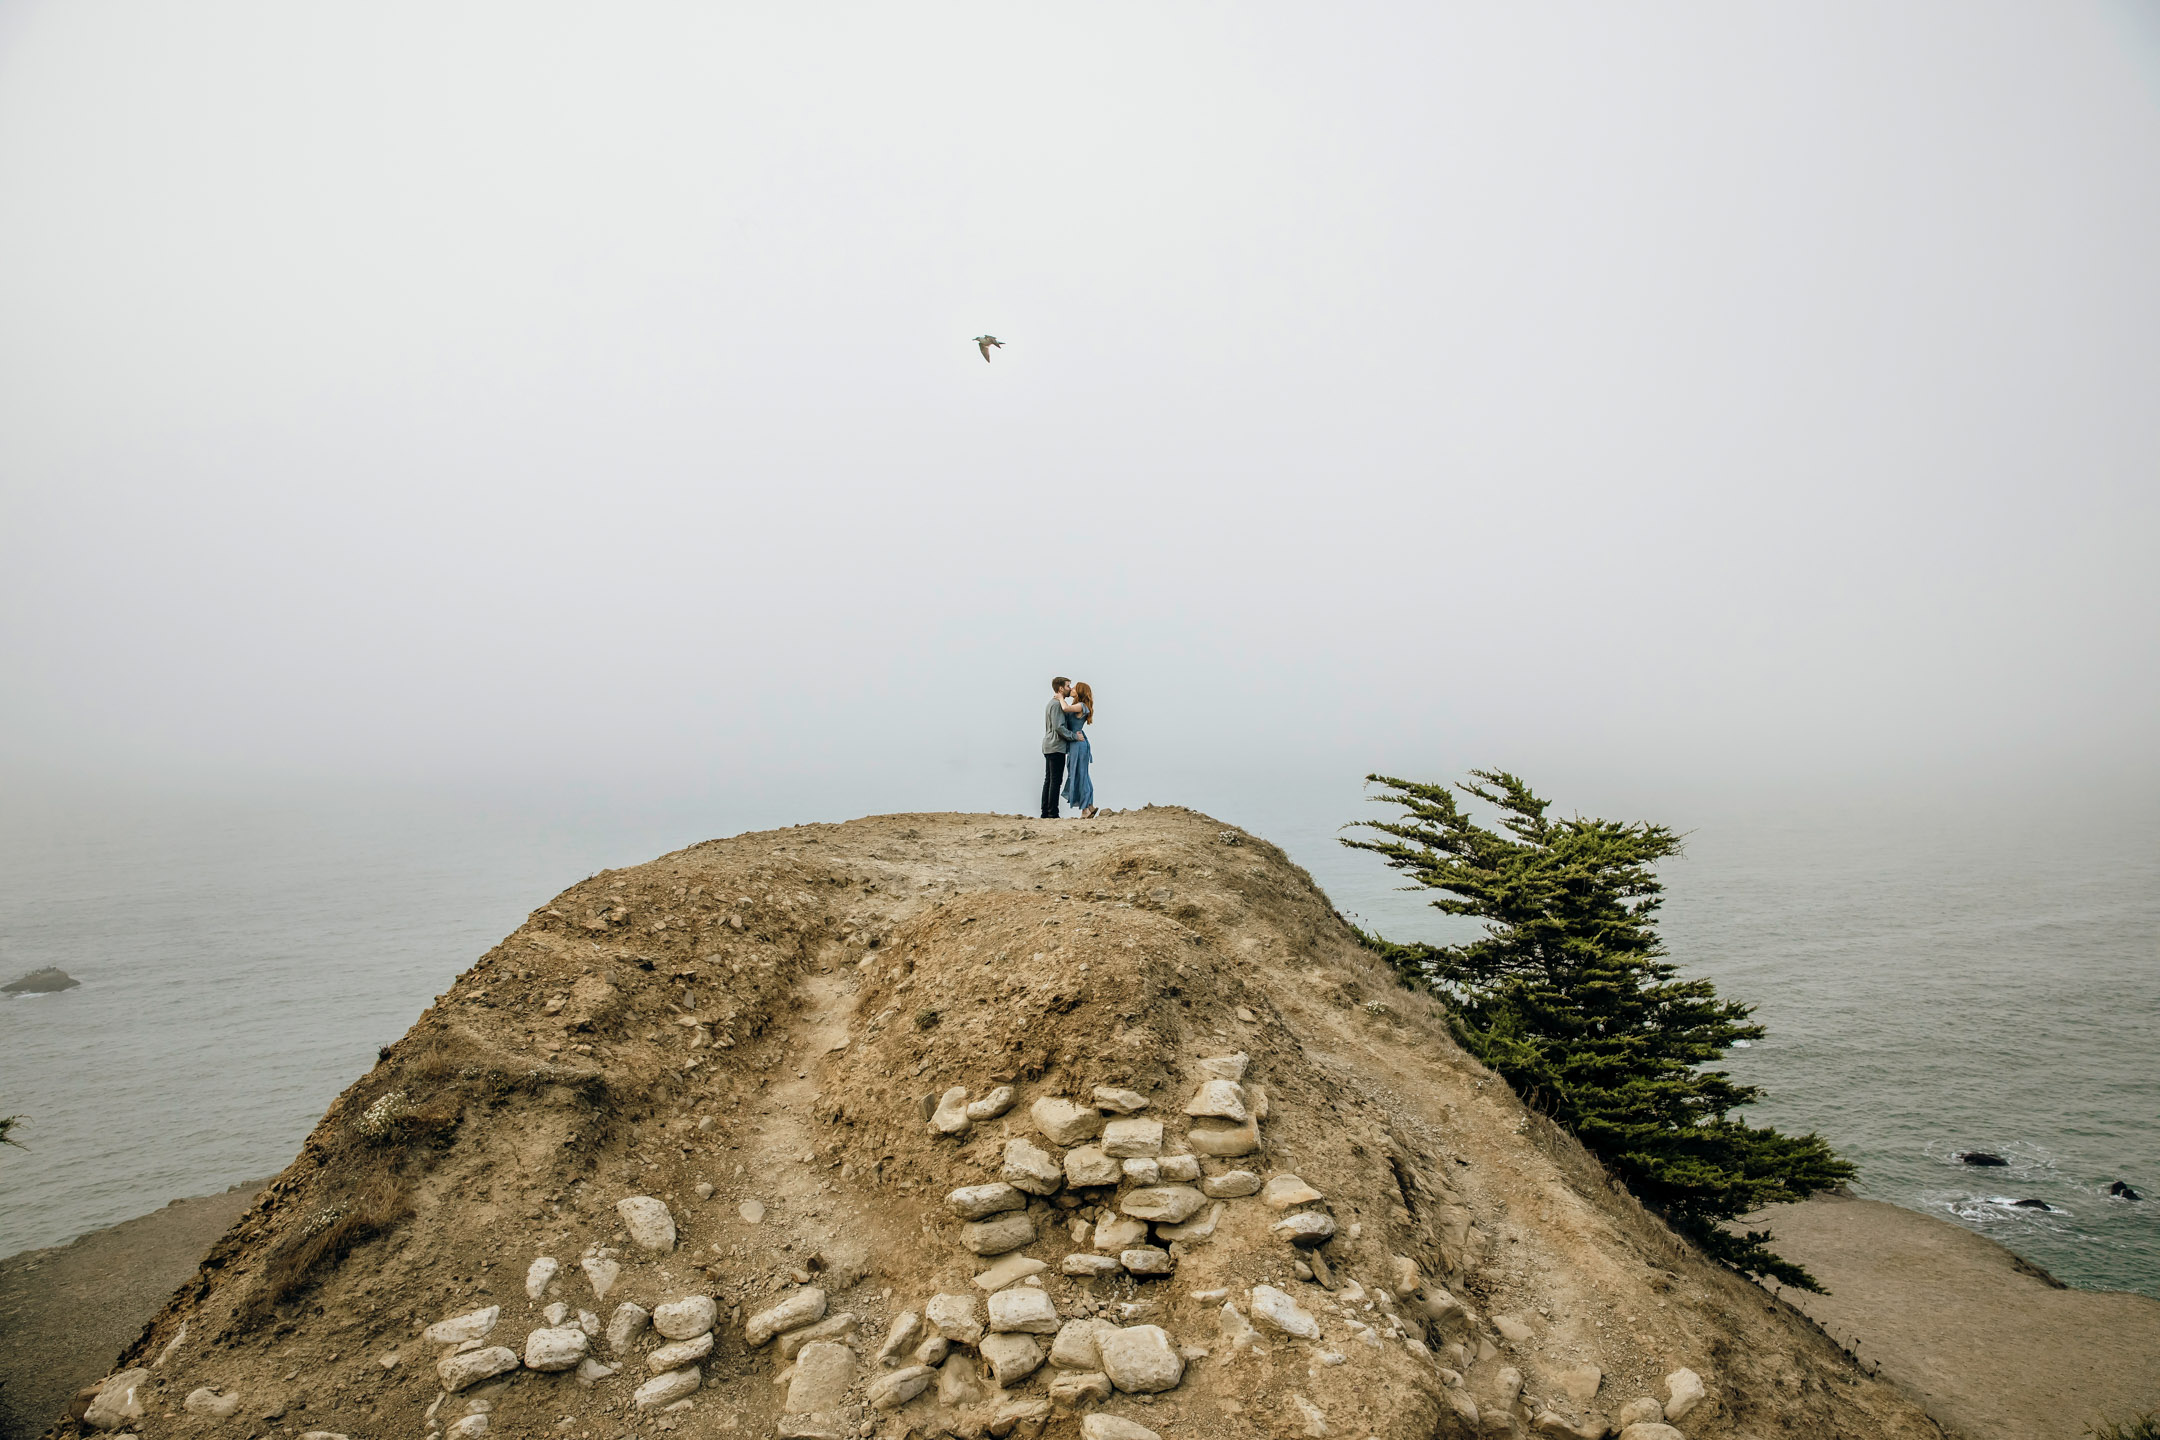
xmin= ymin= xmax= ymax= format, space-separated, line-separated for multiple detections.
xmin=1958 ymin=1151 xmax=2010 ymax=1167
xmin=2 ymin=966 xmax=80 ymax=994
xmin=2010 ymin=1198 xmax=2052 ymax=1210
xmin=2108 ymin=1180 xmax=2142 ymax=1200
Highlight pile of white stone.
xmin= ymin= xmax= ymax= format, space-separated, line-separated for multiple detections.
xmin=930 ymin=1054 xmax=1343 ymax=1286
xmin=421 ymin=1194 xmax=720 ymax=1437
xmin=868 ymin=1284 xmax=1185 ymax=1440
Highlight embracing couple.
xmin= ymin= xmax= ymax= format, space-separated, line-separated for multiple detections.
xmin=1040 ymin=676 xmax=1099 ymax=820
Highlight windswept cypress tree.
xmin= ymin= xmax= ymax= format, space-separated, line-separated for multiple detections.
xmin=1344 ymin=770 xmax=1851 ymax=1290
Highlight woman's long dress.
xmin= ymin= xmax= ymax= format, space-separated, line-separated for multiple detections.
xmin=1062 ymin=707 xmax=1094 ymax=812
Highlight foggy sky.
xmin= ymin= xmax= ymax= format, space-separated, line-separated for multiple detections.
xmin=3 ymin=3 xmax=2156 ymax=816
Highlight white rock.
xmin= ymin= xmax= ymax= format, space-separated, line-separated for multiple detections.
xmin=1247 ymin=1083 xmax=1270 ymax=1119
xmin=1095 ymin=1325 xmax=1184 ymax=1393
xmin=692 ymin=1181 xmax=714 ymax=1200
xmin=523 ymin=1326 xmax=589 ymax=1371
xmin=1664 ymin=1368 xmax=1708 ymax=1422
xmin=1080 ymin=1413 xmax=1163 ymax=1440
xmin=606 ymin=1303 xmax=650 ymax=1352
xmin=581 ymin=1257 xmax=621 ymax=1302
xmin=1185 ymin=1080 xmax=1248 ymax=1122
xmin=579 ymin=1309 xmax=601 ymax=1336
xmin=1187 ymin=1117 xmax=1261 ymax=1156
xmin=1219 ymin=1301 xmax=1263 ymax=1353
xmin=772 ymin=1313 xmax=857 ymax=1361
xmin=1263 ymin=1174 xmax=1324 ymax=1207
xmin=445 ymin=1414 xmax=488 ymax=1440
xmin=1102 ymin=1117 xmax=1164 ymax=1157
xmin=972 ymin=1253 xmax=1048 ymax=1290
xmin=652 ymin=1295 xmax=718 ymax=1340
xmin=1617 ymin=1426 xmax=1687 ymax=1440
xmin=1293 ymin=1392 xmax=1329 ymax=1437
xmin=1615 ymin=1399 xmax=1664 ymax=1428
xmin=1095 ymin=1214 xmax=1149 ymax=1251
xmin=1092 ymin=1086 xmax=1150 ymax=1113
xmin=1201 ymin=1169 xmax=1263 ymax=1197
xmin=1121 ymin=1157 xmax=1162 ymax=1184
xmin=1000 ymin=1138 xmax=1065 ymax=1195
xmin=1031 ymin=1096 xmax=1105 ymax=1146
xmin=745 ymin=1288 xmax=828 ymax=1346
xmin=948 ymin=1182 xmax=1027 ymax=1219
xmin=647 ymin=1334 xmax=714 ymax=1371
xmin=1158 ymin=1154 xmax=1201 ymax=1182
xmin=575 ymin=1358 xmax=619 ymax=1386
xmin=423 ymin=1306 xmax=501 ymax=1346
xmin=931 ymin=1086 xmax=973 ymax=1136
xmin=938 ymin=1352 xmax=988 ymax=1407
xmin=866 ymin=1365 xmax=934 ymax=1410
xmin=1316 ymin=1350 xmax=1346 ymax=1365
xmin=992 ymin=1397 xmax=1054 ymax=1436
xmin=525 ymin=1257 xmax=560 ymax=1300
xmin=739 ymin=1198 xmax=766 ymax=1223
xmin=1051 ymin=1317 xmax=1115 ymax=1368
xmin=1196 ymin=1053 xmax=1249 ymax=1082
xmin=1250 ymin=1285 xmax=1321 ymax=1339
xmin=616 ymin=1196 xmax=677 ymax=1252
xmin=961 ymin=1211 xmax=1036 ymax=1255
xmin=1120 ymin=1247 xmax=1175 ymax=1275
xmin=925 ymin=1293 xmax=984 ymax=1344
xmin=1158 ymin=1202 xmax=1225 ymax=1244
xmin=1273 ymin=1212 xmax=1339 ymax=1247
xmin=437 ymin=1347 xmax=521 ymax=1392
xmin=785 ymin=1342 xmax=855 ymax=1413
xmin=1064 ymin=1253 xmax=1122 ymax=1277
xmin=1053 ymin=1372 xmax=1114 ymax=1405
xmin=876 ymin=1311 xmax=923 ymax=1365
xmin=183 ymin=1388 xmax=241 ymax=1419
xmin=965 ymin=1085 xmax=1017 ymax=1121
xmin=543 ymin=1302 xmax=568 ymax=1326
xmin=633 ymin=1366 xmax=702 ymax=1409
xmin=979 ymin=1333 xmax=1046 ymax=1386
xmin=915 ymin=1336 xmax=951 ymax=1367
xmin=1118 ymin=1185 xmax=1207 ymax=1223
xmin=1064 ymin=1145 xmax=1123 ymax=1187
xmin=988 ymin=1286 xmax=1060 ymax=1333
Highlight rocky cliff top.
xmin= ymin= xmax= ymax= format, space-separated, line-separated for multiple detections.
xmin=63 ymin=808 xmax=1941 ymax=1440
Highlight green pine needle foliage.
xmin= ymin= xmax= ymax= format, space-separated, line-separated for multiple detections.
xmin=1343 ymin=770 xmax=1853 ymax=1292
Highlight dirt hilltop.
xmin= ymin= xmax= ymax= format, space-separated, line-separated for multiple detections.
xmin=59 ymin=808 xmax=1944 ymax=1440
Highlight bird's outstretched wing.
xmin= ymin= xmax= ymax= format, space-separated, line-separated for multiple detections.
xmin=978 ymin=339 xmax=993 ymax=361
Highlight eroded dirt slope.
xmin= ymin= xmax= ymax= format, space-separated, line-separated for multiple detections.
xmin=58 ymin=808 xmax=1943 ymax=1440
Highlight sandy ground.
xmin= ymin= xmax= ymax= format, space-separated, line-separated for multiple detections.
xmin=1748 ymin=1191 xmax=2160 ymax=1440
xmin=0 ymin=1184 xmax=265 ymax=1440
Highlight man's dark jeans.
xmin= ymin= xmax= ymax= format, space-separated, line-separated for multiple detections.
xmin=1041 ymin=752 xmax=1067 ymax=818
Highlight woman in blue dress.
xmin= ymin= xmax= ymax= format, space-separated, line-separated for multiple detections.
xmin=1060 ymin=680 xmax=1098 ymax=818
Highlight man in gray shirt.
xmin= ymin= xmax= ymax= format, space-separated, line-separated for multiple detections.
xmin=1041 ymin=676 xmax=1083 ymax=819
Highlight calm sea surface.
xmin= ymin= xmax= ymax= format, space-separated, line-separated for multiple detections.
xmin=3 ymin=778 xmax=2155 ymax=1298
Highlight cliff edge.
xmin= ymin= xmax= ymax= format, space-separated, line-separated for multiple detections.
xmin=57 ymin=808 xmax=1943 ymax=1440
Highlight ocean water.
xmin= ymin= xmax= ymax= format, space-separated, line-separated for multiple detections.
xmin=2 ymin=779 xmax=2155 ymax=1299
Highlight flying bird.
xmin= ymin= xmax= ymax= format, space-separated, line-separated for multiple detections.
xmin=974 ymin=335 xmax=1003 ymax=362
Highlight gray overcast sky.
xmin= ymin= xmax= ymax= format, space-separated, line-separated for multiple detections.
xmin=2 ymin=3 xmax=2156 ymax=814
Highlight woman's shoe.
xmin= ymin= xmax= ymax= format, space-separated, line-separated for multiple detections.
xmin=1084 ymin=807 xmax=1098 ymax=819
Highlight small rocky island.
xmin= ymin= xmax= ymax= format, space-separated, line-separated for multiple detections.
xmin=3 ymin=966 xmax=80 ymax=994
